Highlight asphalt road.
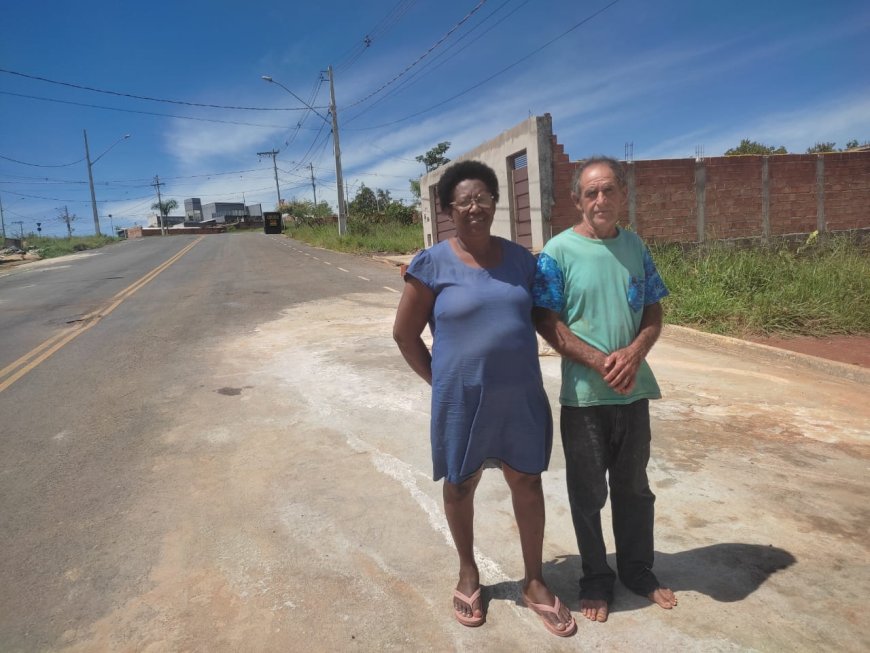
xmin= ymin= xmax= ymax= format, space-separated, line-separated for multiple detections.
xmin=0 ymin=232 xmax=867 ymax=652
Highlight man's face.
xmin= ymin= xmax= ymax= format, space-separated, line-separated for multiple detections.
xmin=573 ymin=163 xmax=624 ymax=239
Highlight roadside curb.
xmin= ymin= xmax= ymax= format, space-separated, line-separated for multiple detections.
xmin=662 ymin=324 xmax=870 ymax=384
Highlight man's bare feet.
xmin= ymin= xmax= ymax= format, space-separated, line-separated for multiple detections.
xmin=522 ymin=578 xmax=574 ymax=633
xmin=580 ymin=598 xmax=609 ymax=622
xmin=648 ymin=587 xmax=677 ymax=609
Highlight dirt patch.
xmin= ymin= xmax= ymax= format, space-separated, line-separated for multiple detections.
xmin=747 ymin=335 xmax=870 ymax=368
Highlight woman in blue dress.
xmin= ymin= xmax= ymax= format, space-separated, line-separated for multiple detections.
xmin=393 ymin=160 xmax=575 ymax=637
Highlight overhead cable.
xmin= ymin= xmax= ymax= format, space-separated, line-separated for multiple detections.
xmin=0 ymin=68 xmax=317 ymax=111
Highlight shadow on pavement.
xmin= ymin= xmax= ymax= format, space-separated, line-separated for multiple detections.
xmin=483 ymin=543 xmax=796 ymax=612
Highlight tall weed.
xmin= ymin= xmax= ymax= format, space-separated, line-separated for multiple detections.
xmin=651 ymin=235 xmax=870 ymax=336
xmin=284 ymin=221 xmax=423 ymax=255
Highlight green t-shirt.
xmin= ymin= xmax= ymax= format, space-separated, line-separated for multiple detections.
xmin=533 ymin=227 xmax=669 ymax=406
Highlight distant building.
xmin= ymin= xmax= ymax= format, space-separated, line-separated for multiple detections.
xmin=184 ymin=198 xmax=203 ymax=220
xmin=182 ymin=199 xmax=264 ymax=225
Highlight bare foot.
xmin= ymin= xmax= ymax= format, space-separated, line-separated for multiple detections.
xmin=522 ymin=578 xmax=574 ymax=633
xmin=648 ymin=587 xmax=677 ymax=609
xmin=454 ymin=567 xmax=482 ymax=622
xmin=580 ymin=598 xmax=609 ymax=622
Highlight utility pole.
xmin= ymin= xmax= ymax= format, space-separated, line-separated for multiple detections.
xmin=309 ymin=162 xmax=317 ymax=205
xmin=152 ymin=175 xmax=166 ymax=236
xmin=327 ymin=65 xmax=347 ymax=236
xmin=12 ymin=221 xmax=25 ymax=240
xmin=83 ymin=129 xmax=101 ymax=236
xmin=61 ymin=206 xmax=74 ymax=238
xmin=258 ymin=149 xmax=281 ymax=210
xmin=0 ymin=192 xmax=7 ymax=242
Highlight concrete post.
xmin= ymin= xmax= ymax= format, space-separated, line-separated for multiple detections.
xmin=695 ymin=160 xmax=706 ymax=242
xmin=816 ymin=155 xmax=826 ymax=233
xmin=762 ymin=156 xmax=770 ymax=240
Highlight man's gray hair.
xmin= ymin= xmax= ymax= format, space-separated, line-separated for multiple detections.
xmin=571 ymin=156 xmax=626 ymax=194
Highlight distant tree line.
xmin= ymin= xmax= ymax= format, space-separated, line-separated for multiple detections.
xmin=278 ymin=186 xmax=417 ymax=227
xmin=725 ymin=138 xmax=868 ymax=156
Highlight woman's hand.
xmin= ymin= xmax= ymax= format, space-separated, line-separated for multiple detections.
xmin=393 ymin=276 xmax=435 ymax=384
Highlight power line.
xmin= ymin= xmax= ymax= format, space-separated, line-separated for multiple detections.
xmin=345 ymin=0 xmax=620 ymax=131
xmin=343 ymin=0 xmax=488 ymax=110
xmin=334 ymin=0 xmax=419 ymax=72
xmin=0 ymin=68 xmax=318 ymax=111
xmin=0 ymin=152 xmax=87 ymax=168
xmin=347 ymin=0 xmax=528 ymax=123
xmin=0 ymin=91 xmax=302 ymax=129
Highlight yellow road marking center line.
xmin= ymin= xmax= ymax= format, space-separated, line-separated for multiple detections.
xmin=0 ymin=237 xmax=203 ymax=393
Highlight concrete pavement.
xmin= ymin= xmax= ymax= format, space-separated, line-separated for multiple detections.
xmin=3 ymin=242 xmax=867 ymax=652
xmin=54 ymin=279 xmax=864 ymax=652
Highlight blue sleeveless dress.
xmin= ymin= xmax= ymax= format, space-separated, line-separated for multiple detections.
xmin=406 ymin=238 xmax=553 ymax=483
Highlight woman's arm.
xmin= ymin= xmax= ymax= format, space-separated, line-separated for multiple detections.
xmin=393 ymin=276 xmax=436 ymax=385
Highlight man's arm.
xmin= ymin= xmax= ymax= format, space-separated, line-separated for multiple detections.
xmin=602 ymin=301 xmax=663 ymax=394
xmin=533 ymin=306 xmax=609 ymax=378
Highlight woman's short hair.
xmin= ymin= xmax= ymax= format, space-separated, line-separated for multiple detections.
xmin=571 ymin=156 xmax=626 ymax=194
xmin=437 ymin=160 xmax=500 ymax=210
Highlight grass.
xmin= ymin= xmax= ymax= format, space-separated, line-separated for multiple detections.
xmin=651 ymin=234 xmax=870 ymax=337
xmin=283 ymin=220 xmax=423 ymax=255
xmin=22 ymin=235 xmax=118 ymax=259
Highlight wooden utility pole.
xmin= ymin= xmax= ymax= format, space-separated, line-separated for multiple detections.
xmin=257 ymin=150 xmax=281 ymax=210
xmin=0 ymin=193 xmax=7 ymax=242
xmin=309 ymin=162 xmax=317 ymax=205
xmin=327 ymin=66 xmax=347 ymax=236
xmin=60 ymin=206 xmax=74 ymax=238
xmin=152 ymin=175 xmax=166 ymax=236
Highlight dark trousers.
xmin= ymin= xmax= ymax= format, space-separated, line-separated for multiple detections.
xmin=561 ymin=400 xmax=659 ymax=601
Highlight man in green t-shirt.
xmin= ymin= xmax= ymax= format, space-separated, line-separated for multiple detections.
xmin=532 ymin=156 xmax=676 ymax=623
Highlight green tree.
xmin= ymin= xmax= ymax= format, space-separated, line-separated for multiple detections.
xmin=151 ymin=198 xmax=178 ymax=228
xmin=415 ymin=141 xmax=451 ymax=172
xmin=376 ymin=189 xmax=392 ymax=211
xmin=280 ymin=198 xmax=333 ymax=223
xmin=385 ymin=200 xmax=417 ymax=225
xmin=409 ymin=178 xmax=421 ymax=201
xmin=724 ymin=139 xmax=788 ymax=156
xmin=349 ymin=184 xmax=379 ymax=220
xmin=806 ymin=142 xmax=837 ymax=154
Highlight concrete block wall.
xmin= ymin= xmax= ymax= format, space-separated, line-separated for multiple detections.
xmin=420 ymin=114 xmax=555 ymax=251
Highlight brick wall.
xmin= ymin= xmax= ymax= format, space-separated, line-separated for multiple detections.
xmin=548 ymin=150 xmax=870 ymax=243
xmin=824 ymin=153 xmax=870 ymax=232
xmin=768 ymin=155 xmax=817 ymax=236
xmin=632 ymin=159 xmax=697 ymax=242
xmin=550 ymin=137 xmax=577 ymax=236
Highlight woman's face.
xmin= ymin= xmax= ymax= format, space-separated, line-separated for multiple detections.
xmin=450 ymin=178 xmax=496 ymax=239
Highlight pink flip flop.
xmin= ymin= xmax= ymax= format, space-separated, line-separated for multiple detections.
xmin=453 ymin=587 xmax=485 ymax=627
xmin=522 ymin=592 xmax=577 ymax=637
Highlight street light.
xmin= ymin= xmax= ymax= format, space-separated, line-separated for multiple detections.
xmin=84 ymin=131 xmax=130 ymax=236
xmin=262 ymin=71 xmax=347 ymax=235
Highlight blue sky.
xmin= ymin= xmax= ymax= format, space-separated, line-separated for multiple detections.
xmin=2 ymin=0 xmax=868 ymax=238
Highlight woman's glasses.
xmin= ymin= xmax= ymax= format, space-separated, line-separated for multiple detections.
xmin=450 ymin=193 xmax=495 ymax=211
